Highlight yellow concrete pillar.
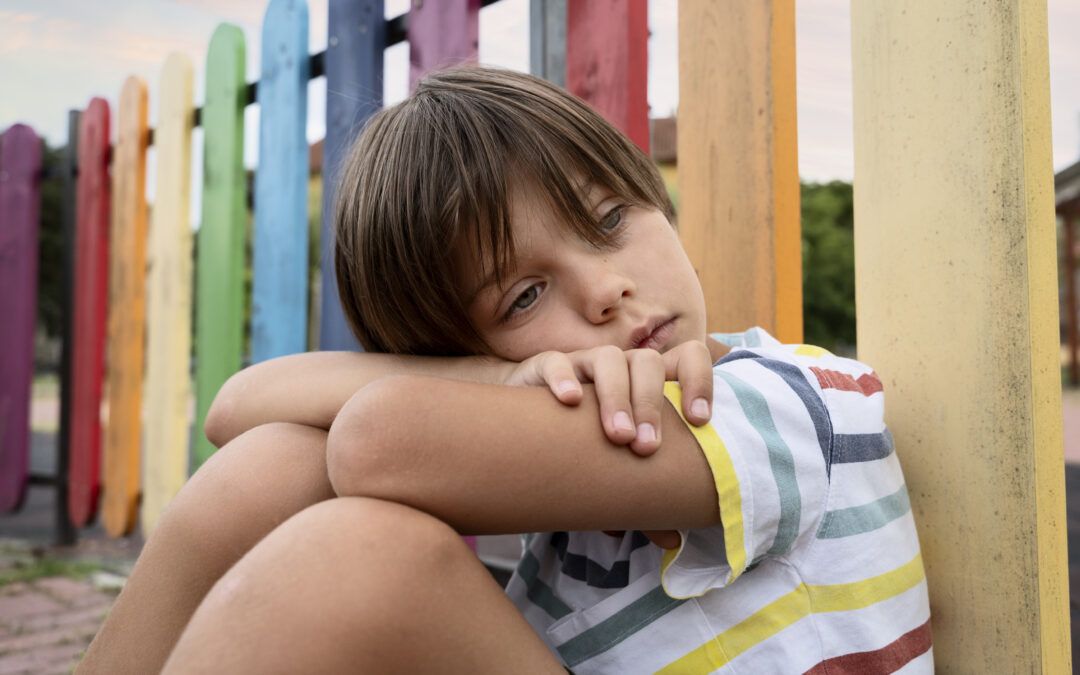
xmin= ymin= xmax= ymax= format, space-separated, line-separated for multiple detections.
xmin=851 ymin=1 xmax=1069 ymax=670
xmin=677 ymin=0 xmax=802 ymax=342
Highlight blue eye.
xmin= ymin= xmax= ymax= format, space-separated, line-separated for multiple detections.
xmin=501 ymin=282 xmax=545 ymax=323
xmin=511 ymin=285 xmax=541 ymax=311
xmin=601 ymin=205 xmax=627 ymax=232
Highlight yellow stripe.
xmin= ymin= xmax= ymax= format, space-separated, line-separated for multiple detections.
xmin=657 ymin=554 xmax=926 ymax=674
xmin=662 ymin=383 xmax=747 ymax=589
xmin=793 ymin=344 xmax=832 ymax=358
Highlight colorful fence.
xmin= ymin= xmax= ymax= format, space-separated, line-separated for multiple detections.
xmin=0 ymin=0 xmax=1070 ymax=669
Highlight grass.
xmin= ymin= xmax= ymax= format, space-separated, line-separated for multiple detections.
xmin=0 ymin=557 xmax=103 ymax=587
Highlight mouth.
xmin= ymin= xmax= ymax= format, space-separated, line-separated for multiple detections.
xmin=629 ymin=316 xmax=678 ymax=351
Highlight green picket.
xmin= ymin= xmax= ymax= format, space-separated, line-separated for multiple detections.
xmin=194 ymin=24 xmax=246 ymax=468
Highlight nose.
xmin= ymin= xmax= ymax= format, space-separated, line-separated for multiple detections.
xmin=582 ymin=262 xmax=635 ymax=324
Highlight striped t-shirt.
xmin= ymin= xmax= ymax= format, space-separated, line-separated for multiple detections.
xmin=504 ymin=327 xmax=931 ymax=673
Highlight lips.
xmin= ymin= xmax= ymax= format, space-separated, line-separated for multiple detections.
xmin=629 ymin=317 xmax=677 ymax=351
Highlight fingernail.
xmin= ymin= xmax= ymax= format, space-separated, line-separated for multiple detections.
xmin=691 ymin=397 xmax=710 ymax=419
xmin=637 ymin=422 xmax=656 ymax=444
xmin=556 ymin=380 xmax=579 ymax=396
xmin=613 ymin=411 xmax=634 ymax=432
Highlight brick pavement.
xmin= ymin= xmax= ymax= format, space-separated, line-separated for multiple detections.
xmin=0 ymin=576 xmax=115 ymax=674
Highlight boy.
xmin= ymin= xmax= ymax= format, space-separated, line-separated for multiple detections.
xmin=83 ymin=66 xmax=930 ymax=674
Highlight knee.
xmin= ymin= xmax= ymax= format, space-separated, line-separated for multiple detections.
xmin=253 ymin=497 xmax=468 ymax=588
xmin=153 ymin=423 xmax=330 ymax=564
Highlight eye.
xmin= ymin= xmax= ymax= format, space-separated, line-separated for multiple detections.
xmin=501 ymin=282 xmax=545 ymax=322
xmin=600 ymin=205 xmax=627 ymax=232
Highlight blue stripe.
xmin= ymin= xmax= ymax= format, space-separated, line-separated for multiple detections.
xmin=717 ymin=351 xmax=834 ymax=476
xmin=517 ymin=551 xmax=573 ymax=620
xmin=833 ymin=429 xmax=894 ymax=464
xmin=549 ymin=531 xmax=651 ymax=589
xmin=717 ymin=371 xmax=802 ymax=556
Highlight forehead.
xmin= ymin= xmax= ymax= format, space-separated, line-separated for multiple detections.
xmin=454 ymin=177 xmax=611 ymax=301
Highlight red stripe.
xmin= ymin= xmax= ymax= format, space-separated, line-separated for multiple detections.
xmin=803 ymin=619 xmax=932 ymax=675
xmin=810 ymin=367 xmax=883 ymax=396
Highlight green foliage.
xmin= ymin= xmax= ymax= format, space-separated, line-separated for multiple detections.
xmin=801 ymin=181 xmax=855 ymax=352
xmin=36 ymin=143 xmax=65 ymax=344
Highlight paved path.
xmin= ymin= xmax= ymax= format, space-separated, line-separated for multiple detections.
xmin=0 ymin=575 xmax=115 ymax=674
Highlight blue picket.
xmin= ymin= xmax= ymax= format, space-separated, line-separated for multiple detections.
xmin=318 ymin=0 xmax=385 ymax=351
xmin=252 ymin=0 xmax=310 ymax=363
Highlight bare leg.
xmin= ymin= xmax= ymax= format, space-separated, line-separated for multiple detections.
xmin=78 ymin=423 xmax=335 ymax=674
xmin=163 ymin=497 xmax=564 ymax=674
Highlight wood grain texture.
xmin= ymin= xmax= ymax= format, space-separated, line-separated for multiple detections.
xmin=194 ymin=24 xmax=246 ymax=469
xmin=142 ymin=54 xmax=194 ymax=537
xmin=676 ymin=1 xmax=802 ymax=342
xmin=69 ymin=99 xmax=111 ymax=527
xmin=851 ymin=1 xmax=1069 ymax=670
xmin=529 ymin=0 xmax=566 ymax=87
xmin=319 ymin=0 xmax=383 ymax=352
xmin=566 ymin=0 xmax=648 ymax=152
xmin=0 ymin=124 xmax=42 ymax=513
xmin=101 ymin=77 xmax=148 ymax=538
xmin=407 ymin=0 xmax=479 ymax=91
xmin=252 ymin=0 xmax=310 ymax=364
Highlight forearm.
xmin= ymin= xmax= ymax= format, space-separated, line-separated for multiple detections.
xmin=326 ymin=375 xmax=719 ymax=535
xmin=205 ymin=351 xmax=512 ymax=448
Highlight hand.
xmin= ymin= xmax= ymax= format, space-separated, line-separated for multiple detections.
xmin=504 ymin=341 xmax=715 ymax=457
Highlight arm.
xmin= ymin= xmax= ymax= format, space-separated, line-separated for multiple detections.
xmin=204 ymin=352 xmax=510 ymax=448
xmin=326 ymin=375 xmax=719 ymax=534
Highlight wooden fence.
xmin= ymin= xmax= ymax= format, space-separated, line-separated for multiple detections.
xmin=0 ymin=0 xmax=1069 ymax=670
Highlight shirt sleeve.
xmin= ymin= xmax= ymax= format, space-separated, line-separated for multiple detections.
xmin=658 ymin=340 xmax=836 ymax=599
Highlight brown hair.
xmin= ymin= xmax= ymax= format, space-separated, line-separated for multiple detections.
xmin=333 ymin=65 xmax=673 ymax=355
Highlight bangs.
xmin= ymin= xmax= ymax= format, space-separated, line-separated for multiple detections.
xmin=333 ymin=65 xmax=674 ymax=356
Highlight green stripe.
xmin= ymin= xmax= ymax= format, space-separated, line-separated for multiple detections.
xmin=556 ymin=586 xmax=685 ymax=667
xmin=718 ymin=371 xmax=801 ymax=556
xmin=518 ymin=551 xmax=573 ymax=620
xmin=818 ymin=485 xmax=911 ymax=539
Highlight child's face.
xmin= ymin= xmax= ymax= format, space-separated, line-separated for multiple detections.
xmin=462 ymin=182 xmax=707 ymax=361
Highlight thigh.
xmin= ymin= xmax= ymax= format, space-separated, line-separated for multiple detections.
xmin=164 ymin=497 xmax=565 ymax=674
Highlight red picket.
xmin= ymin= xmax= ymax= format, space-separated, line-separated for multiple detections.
xmin=68 ymin=98 xmax=111 ymax=527
xmin=566 ymin=0 xmax=649 ymax=151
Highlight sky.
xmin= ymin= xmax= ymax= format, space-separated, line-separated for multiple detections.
xmin=2 ymin=0 xmax=1079 ymax=187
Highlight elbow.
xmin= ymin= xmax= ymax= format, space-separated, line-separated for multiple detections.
xmin=204 ymin=369 xmax=250 ymax=447
xmin=326 ymin=376 xmax=423 ymax=500
xmin=203 ymin=373 xmax=241 ymax=448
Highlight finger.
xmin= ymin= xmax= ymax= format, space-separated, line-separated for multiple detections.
xmin=626 ymin=349 xmax=667 ymax=456
xmin=670 ymin=341 xmax=714 ymax=426
xmin=642 ymin=530 xmax=681 ymax=550
xmin=540 ymin=352 xmax=583 ymax=405
xmin=577 ymin=346 xmax=636 ymax=445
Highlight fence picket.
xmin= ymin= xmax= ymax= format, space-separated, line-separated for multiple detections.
xmin=69 ymin=99 xmax=111 ymax=527
xmin=0 ymin=124 xmax=43 ymax=513
xmin=566 ymin=0 xmax=648 ymax=151
xmin=319 ymin=0 xmax=384 ymax=351
xmin=676 ymin=1 xmax=802 ymax=342
xmin=142 ymin=54 xmax=194 ymax=536
xmin=194 ymin=25 xmax=246 ymax=468
xmin=407 ymin=0 xmax=479 ymax=90
xmin=102 ymin=77 xmax=149 ymax=537
xmin=252 ymin=0 xmax=310 ymax=363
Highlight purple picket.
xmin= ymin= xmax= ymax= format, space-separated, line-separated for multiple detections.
xmin=0 ymin=124 xmax=43 ymax=513
xmin=407 ymin=0 xmax=479 ymax=90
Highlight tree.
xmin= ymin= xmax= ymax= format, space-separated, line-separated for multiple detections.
xmin=801 ymin=180 xmax=855 ymax=352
